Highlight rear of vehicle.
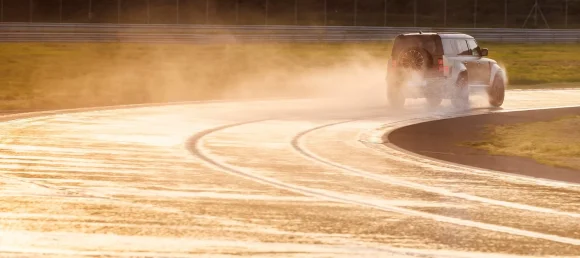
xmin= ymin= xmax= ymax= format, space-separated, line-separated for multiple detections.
xmin=386 ymin=33 xmax=452 ymax=107
xmin=387 ymin=34 xmax=451 ymax=81
xmin=387 ymin=32 xmax=505 ymax=109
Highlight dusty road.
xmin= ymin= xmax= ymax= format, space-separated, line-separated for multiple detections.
xmin=1 ymin=89 xmax=580 ymax=257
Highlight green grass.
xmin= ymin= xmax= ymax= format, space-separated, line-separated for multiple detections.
xmin=462 ymin=115 xmax=580 ymax=171
xmin=0 ymin=42 xmax=579 ymax=109
xmin=482 ymin=43 xmax=580 ymax=86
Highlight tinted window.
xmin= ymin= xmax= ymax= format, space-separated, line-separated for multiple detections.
xmin=456 ymin=40 xmax=471 ymax=55
xmin=467 ymin=39 xmax=481 ymax=56
xmin=442 ymin=39 xmax=457 ymax=55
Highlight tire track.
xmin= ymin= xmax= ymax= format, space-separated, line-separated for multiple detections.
xmin=0 ymin=117 xmax=358 ymax=256
xmin=368 ymin=105 xmax=580 ymax=189
xmin=0 ymin=118 xmax=179 ymax=212
xmin=183 ymin=119 xmax=447 ymax=258
xmin=374 ymin=133 xmax=580 ymax=189
xmin=0 ymin=113 xmax=333 ymax=231
xmin=291 ymin=120 xmax=580 ymax=219
xmin=188 ymin=118 xmax=580 ymax=246
xmin=3 ymin=91 xmax=580 ymax=256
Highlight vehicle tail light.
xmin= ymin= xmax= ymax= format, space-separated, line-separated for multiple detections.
xmin=438 ymin=58 xmax=450 ymax=76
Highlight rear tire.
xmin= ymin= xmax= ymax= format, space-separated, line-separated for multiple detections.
xmin=488 ymin=73 xmax=505 ymax=107
xmin=451 ymin=74 xmax=469 ymax=109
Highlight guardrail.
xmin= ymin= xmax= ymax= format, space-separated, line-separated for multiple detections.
xmin=1 ymin=23 xmax=579 ymax=43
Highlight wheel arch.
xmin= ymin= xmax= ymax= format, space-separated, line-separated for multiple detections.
xmin=451 ymin=61 xmax=468 ymax=81
xmin=456 ymin=69 xmax=468 ymax=81
xmin=489 ymin=63 xmax=506 ymax=86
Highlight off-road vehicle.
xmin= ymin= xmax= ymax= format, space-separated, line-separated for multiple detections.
xmin=386 ymin=32 xmax=506 ymax=109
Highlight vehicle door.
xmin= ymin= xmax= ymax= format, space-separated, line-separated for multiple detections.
xmin=467 ymin=39 xmax=491 ymax=85
xmin=454 ymin=39 xmax=479 ymax=86
xmin=441 ymin=38 xmax=458 ymax=72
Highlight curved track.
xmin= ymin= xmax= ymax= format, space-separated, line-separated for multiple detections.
xmin=1 ymin=90 xmax=580 ymax=257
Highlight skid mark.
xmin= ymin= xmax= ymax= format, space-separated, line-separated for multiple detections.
xmin=189 ymin=121 xmax=580 ymax=246
xmin=369 ymin=111 xmax=580 ymax=188
xmin=0 ymin=117 xmax=328 ymax=248
xmin=2 ymin=91 xmax=580 ymax=256
xmin=3 ymin=230 xmax=566 ymax=258
xmin=292 ymin=120 xmax=580 ymax=219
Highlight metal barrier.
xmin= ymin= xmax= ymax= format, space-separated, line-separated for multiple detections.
xmin=1 ymin=23 xmax=579 ymax=43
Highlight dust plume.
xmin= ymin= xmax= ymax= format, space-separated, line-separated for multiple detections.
xmin=20 ymin=42 xmax=392 ymax=112
xmin=222 ymin=47 xmax=389 ymax=106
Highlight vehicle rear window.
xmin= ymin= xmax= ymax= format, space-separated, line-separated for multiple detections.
xmin=391 ymin=35 xmax=443 ymax=58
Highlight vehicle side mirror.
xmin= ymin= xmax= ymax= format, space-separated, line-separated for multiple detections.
xmin=481 ymin=48 xmax=488 ymax=56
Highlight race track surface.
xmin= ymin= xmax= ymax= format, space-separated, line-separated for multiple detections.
xmin=1 ymin=89 xmax=580 ymax=257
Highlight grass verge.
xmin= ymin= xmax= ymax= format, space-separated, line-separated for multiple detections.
xmin=0 ymin=42 xmax=579 ymax=110
xmin=462 ymin=115 xmax=580 ymax=171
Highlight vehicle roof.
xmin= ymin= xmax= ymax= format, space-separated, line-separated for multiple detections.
xmin=397 ymin=32 xmax=474 ymax=39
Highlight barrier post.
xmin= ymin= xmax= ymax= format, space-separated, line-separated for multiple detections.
xmin=117 ymin=0 xmax=120 ymax=24
xmin=504 ymin=0 xmax=507 ymax=27
xmin=444 ymin=0 xmax=447 ymax=27
xmin=413 ymin=0 xmax=416 ymax=26
xmin=474 ymin=0 xmax=477 ymax=28
xmin=354 ymin=0 xmax=357 ymax=26
xmin=205 ymin=0 xmax=209 ymax=24
xmin=236 ymin=0 xmax=239 ymax=24
xmin=324 ymin=0 xmax=327 ymax=26
xmin=294 ymin=0 xmax=297 ymax=25
xmin=565 ymin=0 xmax=568 ymax=28
xmin=383 ymin=0 xmax=387 ymax=26
xmin=265 ymin=0 xmax=268 ymax=25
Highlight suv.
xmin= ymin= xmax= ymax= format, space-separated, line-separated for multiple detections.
xmin=386 ymin=32 xmax=506 ymax=109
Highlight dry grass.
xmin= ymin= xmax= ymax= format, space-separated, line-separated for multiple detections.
xmin=0 ymin=42 xmax=391 ymax=109
xmin=486 ymin=43 xmax=580 ymax=86
xmin=1 ymin=42 xmax=580 ymax=110
xmin=463 ymin=115 xmax=580 ymax=170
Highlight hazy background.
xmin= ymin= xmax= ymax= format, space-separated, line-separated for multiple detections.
xmin=1 ymin=0 xmax=580 ymax=110
xmin=1 ymin=0 xmax=578 ymax=28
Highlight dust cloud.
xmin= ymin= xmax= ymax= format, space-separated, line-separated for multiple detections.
xmin=25 ymin=41 xmax=392 ymax=114
xmin=21 ymin=39 xmax=491 ymax=115
xmin=223 ymin=48 xmax=388 ymax=106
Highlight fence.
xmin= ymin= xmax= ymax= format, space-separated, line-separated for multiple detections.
xmin=1 ymin=23 xmax=579 ymax=43
xmin=0 ymin=0 xmax=579 ymax=29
